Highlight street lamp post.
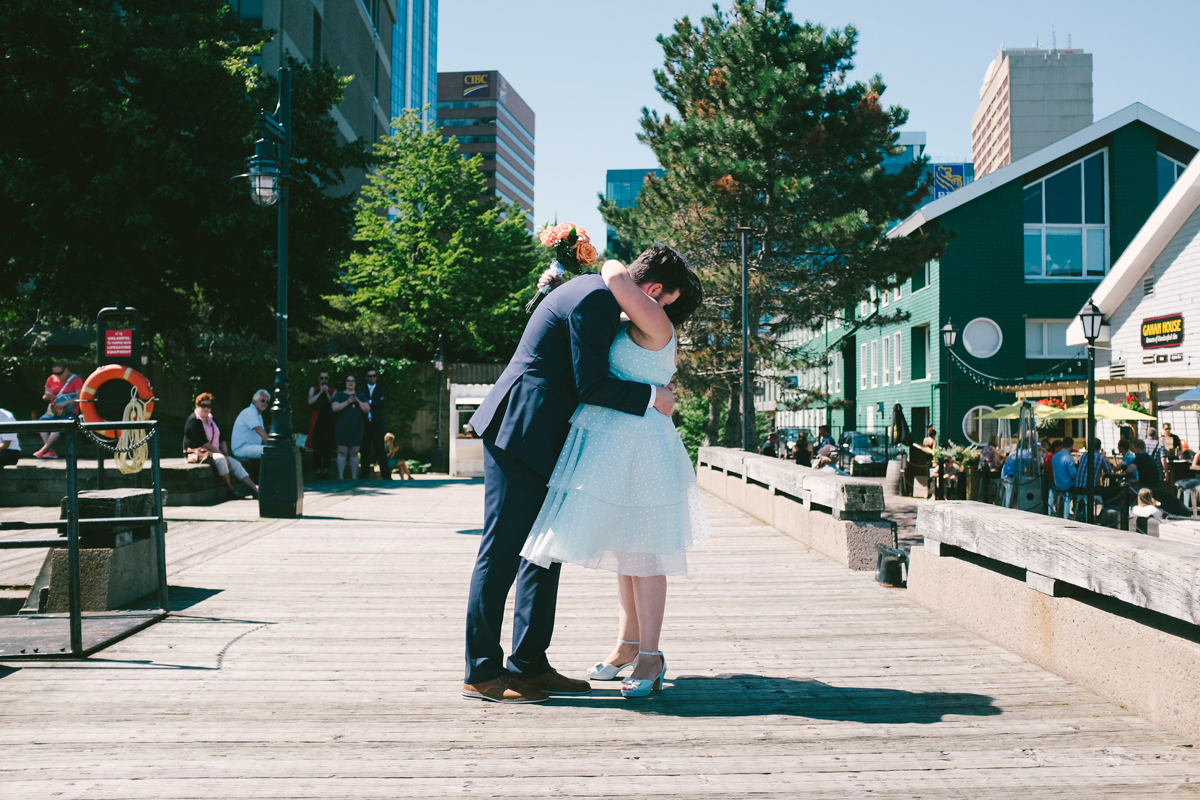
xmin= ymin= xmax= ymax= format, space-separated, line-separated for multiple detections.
xmin=940 ymin=320 xmax=959 ymax=500
xmin=434 ymin=333 xmax=445 ymax=472
xmin=1079 ymin=300 xmax=1105 ymax=524
xmin=739 ymin=226 xmax=753 ymax=453
xmin=234 ymin=67 xmax=303 ymax=518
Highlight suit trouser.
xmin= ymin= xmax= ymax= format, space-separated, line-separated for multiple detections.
xmin=366 ymin=419 xmax=389 ymax=476
xmin=464 ymin=434 xmax=559 ymax=684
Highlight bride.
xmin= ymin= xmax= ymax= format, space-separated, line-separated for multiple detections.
xmin=521 ymin=255 xmax=711 ymax=697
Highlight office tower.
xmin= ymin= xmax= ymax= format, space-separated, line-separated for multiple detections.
xmin=392 ymin=0 xmax=439 ymax=128
xmin=605 ymin=169 xmax=663 ymax=258
xmin=882 ymin=132 xmax=974 ymax=210
xmin=436 ymin=71 xmax=535 ymax=225
xmin=972 ymin=47 xmax=1093 ymax=177
xmin=234 ymin=0 xmax=399 ymax=146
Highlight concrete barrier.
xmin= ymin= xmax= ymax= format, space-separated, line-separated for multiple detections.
xmin=697 ymin=447 xmax=892 ymax=570
xmin=910 ymin=501 xmax=1200 ymax=745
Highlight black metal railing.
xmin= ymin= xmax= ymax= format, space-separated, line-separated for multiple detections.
xmin=0 ymin=418 xmax=167 ymax=655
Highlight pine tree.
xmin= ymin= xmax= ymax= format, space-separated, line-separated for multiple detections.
xmin=336 ymin=110 xmax=539 ymax=362
xmin=603 ymin=0 xmax=950 ymax=446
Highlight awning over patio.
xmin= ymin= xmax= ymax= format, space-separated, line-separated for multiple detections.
xmin=995 ymin=377 xmax=1198 ymax=414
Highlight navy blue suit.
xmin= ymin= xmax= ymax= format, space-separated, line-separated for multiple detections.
xmin=465 ymin=274 xmax=652 ymax=684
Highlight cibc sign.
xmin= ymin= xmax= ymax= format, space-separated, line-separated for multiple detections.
xmin=1141 ymin=312 xmax=1184 ymax=349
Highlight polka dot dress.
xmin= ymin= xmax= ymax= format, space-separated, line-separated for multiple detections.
xmin=520 ymin=324 xmax=713 ymax=576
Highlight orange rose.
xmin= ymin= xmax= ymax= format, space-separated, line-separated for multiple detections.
xmin=575 ymin=241 xmax=599 ymax=266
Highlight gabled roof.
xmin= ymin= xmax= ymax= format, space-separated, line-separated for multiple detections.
xmin=1064 ymin=145 xmax=1200 ymax=345
xmin=888 ymin=103 xmax=1200 ymax=239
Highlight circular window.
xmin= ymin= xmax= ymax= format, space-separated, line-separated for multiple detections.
xmin=962 ymin=405 xmax=998 ymax=446
xmin=962 ymin=317 xmax=1003 ymax=358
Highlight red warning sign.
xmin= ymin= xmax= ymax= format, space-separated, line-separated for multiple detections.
xmin=105 ymin=329 xmax=133 ymax=357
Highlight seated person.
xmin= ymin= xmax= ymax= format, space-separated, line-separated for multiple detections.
xmin=34 ymin=364 xmax=83 ymax=459
xmin=1116 ymin=439 xmax=1138 ymax=481
xmin=1131 ymin=488 xmax=1164 ymax=520
xmin=231 ymin=390 xmax=270 ymax=460
xmin=184 ymin=393 xmax=258 ymax=500
xmin=0 ymin=407 xmax=21 ymax=467
xmin=383 ymin=432 xmax=414 ymax=480
xmin=760 ymin=432 xmax=779 ymax=458
xmin=1131 ymin=439 xmax=1162 ymax=490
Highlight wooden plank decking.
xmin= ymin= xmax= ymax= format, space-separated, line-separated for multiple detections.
xmin=1 ymin=479 xmax=1199 ymax=798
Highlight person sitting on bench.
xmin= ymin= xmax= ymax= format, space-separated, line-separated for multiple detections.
xmin=231 ymin=390 xmax=270 ymax=460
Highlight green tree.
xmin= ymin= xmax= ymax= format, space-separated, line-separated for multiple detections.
xmin=0 ymin=1 xmax=368 ymax=355
xmin=336 ymin=110 xmax=539 ymax=362
xmin=603 ymin=0 xmax=950 ymax=446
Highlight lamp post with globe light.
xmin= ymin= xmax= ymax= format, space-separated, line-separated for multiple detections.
xmin=233 ymin=67 xmax=303 ymax=518
xmin=940 ymin=320 xmax=959 ymax=499
xmin=1079 ymin=300 xmax=1105 ymax=524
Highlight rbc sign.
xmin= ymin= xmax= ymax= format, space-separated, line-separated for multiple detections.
xmin=933 ymin=164 xmax=965 ymax=200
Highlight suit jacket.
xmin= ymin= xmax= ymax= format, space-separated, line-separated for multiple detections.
xmin=365 ymin=381 xmax=387 ymax=426
xmin=471 ymin=274 xmax=652 ymax=478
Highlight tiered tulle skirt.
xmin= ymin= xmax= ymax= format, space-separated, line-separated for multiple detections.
xmin=520 ymin=404 xmax=712 ymax=576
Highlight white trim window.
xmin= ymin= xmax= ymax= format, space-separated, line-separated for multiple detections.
xmin=882 ymin=336 xmax=891 ymax=386
xmin=870 ymin=340 xmax=879 ymax=388
xmin=1024 ymin=149 xmax=1109 ymax=280
xmin=1158 ymin=152 xmax=1187 ymax=202
xmin=1025 ymin=319 xmax=1086 ymax=359
xmin=860 ymin=344 xmax=868 ymax=389
xmin=893 ymin=332 xmax=902 ymax=384
xmin=834 ymin=351 xmax=842 ymax=393
xmin=962 ymin=405 xmax=998 ymax=446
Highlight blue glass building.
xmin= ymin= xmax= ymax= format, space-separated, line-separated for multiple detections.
xmin=605 ymin=169 xmax=663 ymax=258
xmin=392 ymin=0 xmax=439 ymax=128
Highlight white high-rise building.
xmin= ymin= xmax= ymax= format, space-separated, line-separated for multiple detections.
xmin=971 ymin=48 xmax=1093 ymax=178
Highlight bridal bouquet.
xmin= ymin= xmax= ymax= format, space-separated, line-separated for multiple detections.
xmin=526 ymin=222 xmax=599 ymax=312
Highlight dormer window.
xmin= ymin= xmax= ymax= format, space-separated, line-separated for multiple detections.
xmin=1023 ymin=150 xmax=1108 ymax=280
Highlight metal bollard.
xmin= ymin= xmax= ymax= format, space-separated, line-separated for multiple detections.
xmin=875 ymin=543 xmax=908 ymax=587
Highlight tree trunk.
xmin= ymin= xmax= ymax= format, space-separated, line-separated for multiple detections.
xmin=704 ymin=389 xmax=723 ymax=447
xmin=723 ymin=384 xmax=742 ymax=449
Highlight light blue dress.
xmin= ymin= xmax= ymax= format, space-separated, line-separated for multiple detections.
xmin=520 ymin=323 xmax=713 ymax=576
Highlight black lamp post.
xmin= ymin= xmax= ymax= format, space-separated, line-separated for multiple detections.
xmin=234 ymin=67 xmax=303 ymax=518
xmin=940 ymin=319 xmax=959 ymax=500
xmin=739 ymin=225 xmax=754 ymax=453
xmin=1079 ymin=300 xmax=1105 ymax=524
xmin=435 ymin=332 xmax=445 ymax=472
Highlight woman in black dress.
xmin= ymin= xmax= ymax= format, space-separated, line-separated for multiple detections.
xmin=332 ymin=375 xmax=371 ymax=480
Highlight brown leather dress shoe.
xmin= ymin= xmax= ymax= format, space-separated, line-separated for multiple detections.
xmin=520 ymin=668 xmax=591 ymax=696
xmin=462 ymin=675 xmax=548 ymax=704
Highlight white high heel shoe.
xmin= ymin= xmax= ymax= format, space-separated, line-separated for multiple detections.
xmin=587 ymin=640 xmax=639 ymax=681
xmin=620 ymin=651 xmax=666 ymax=698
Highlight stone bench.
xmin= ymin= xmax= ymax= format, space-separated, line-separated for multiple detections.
xmin=697 ymin=447 xmax=892 ymax=570
xmin=909 ymin=501 xmax=1200 ymax=745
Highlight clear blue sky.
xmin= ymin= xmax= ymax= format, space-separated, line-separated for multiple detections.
xmin=439 ymin=0 xmax=1200 ymax=244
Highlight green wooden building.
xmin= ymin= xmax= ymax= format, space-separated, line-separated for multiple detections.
xmin=773 ymin=104 xmax=1199 ymax=445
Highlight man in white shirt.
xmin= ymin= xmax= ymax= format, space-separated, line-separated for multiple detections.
xmin=231 ymin=390 xmax=270 ymax=459
xmin=0 ymin=407 xmax=21 ymax=467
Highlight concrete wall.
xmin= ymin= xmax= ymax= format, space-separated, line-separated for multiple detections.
xmin=697 ymin=447 xmax=893 ymax=571
xmin=910 ymin=501 xmax=1200 ymax=745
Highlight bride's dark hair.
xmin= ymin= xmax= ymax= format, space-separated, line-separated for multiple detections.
xmin=665 ymin=269 xmax=703 ymax=325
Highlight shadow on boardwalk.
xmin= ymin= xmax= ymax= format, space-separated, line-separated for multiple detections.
xmin=556 ymin=675 xmax=1000 ymax=724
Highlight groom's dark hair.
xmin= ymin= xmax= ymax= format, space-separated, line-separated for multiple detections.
xmin=628 ymin=243 xmax=691 ymax=294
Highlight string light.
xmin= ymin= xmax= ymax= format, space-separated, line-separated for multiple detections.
xmin=949 ymin=350 xmax=1086 ymax=391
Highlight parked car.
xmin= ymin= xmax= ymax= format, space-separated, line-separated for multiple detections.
xmin=838 ymin=431 xmax=887 ymax=476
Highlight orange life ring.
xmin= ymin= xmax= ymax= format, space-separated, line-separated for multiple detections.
xmin=80 ymin=365 xmax=155 ymax=438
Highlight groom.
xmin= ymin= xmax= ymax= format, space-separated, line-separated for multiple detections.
xmin=463 ymin=244 xmax=691 ymax=703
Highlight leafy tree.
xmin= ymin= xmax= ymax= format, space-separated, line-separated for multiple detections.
xmin=0 ymin=1 xmax=368 ymax=355
xmin=603 ymin=0 xmax=950 ymax=446
xmin=336 ymin=110 xmax=539 ymax=362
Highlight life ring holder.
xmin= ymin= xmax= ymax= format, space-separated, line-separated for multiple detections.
xmin=79 ymin=365 xmax=155 ymax=439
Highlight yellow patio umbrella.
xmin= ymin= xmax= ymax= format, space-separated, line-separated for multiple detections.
xmin=979 ymin=402 xmax=1060 ymax=420
xmin=1043 ymin=399 xmax=1156 ymax=421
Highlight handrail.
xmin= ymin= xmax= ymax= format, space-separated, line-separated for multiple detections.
xmin=0 ymin=417 xmax=168 ymax=655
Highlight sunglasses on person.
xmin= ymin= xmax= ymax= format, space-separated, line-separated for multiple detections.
xmin=319 ymin=376 xmax=328 ymax=383
xmin=199 ymin=402 xmax=212 ymax=408
xmin=52 ymin=368 xmax=64 ymax=376
xmin=367 ymin=373 xmax=377 ymax=379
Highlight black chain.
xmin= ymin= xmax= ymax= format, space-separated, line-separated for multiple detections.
xmin=75 ymin=417 xmax=157 ymax=453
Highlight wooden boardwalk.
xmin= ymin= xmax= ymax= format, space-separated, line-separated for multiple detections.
xmin=1 ymin=479 xmax=1199 ymax=798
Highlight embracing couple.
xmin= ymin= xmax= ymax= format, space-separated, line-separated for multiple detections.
xmin=463 ymin=244 xmax=711 ymax=704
